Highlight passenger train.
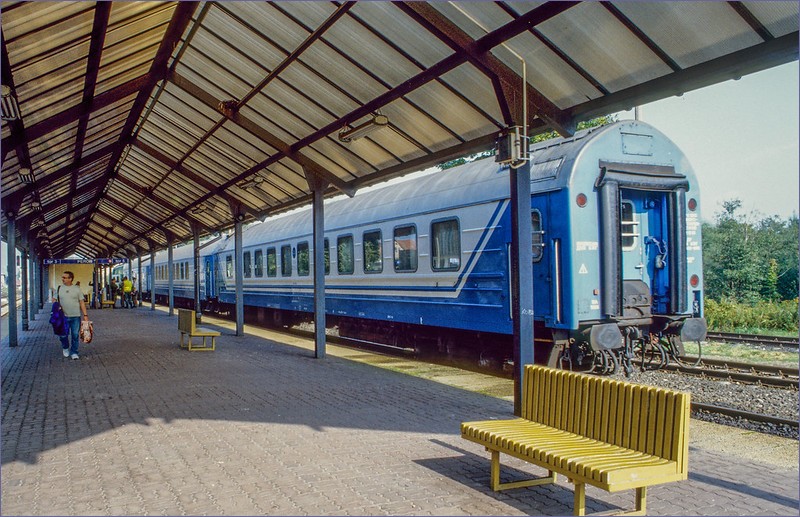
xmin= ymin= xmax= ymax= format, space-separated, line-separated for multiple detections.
xmin=138 ymin=121 xmax=707 ymax=372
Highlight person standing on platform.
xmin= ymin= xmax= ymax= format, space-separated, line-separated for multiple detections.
xmin=122 ymin=276 xmax=133 ymax=308
xmin=109 ymin=278 xmax=119 ymax=308
xmin=54 ymin=271 xmax=89 ymax=360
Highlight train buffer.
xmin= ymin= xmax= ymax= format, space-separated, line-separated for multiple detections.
xmin=461 ymin=365 xmax=690 ymax=516
xmin=178 ymin=308 xmax=220 ymax=351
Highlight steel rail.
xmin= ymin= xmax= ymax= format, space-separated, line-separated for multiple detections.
xmin=663 ymin=362 xmax=799 ymax=389
xmin=692 ymin=402 xmax=799 ymax=429
xmin=706 ymin=331 xmax=799 ymax=348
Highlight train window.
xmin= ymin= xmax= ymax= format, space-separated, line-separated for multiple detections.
xmin=324 ymin=238 xmax=330 ymax=275
xmin=620 ymin=201 xmax=638 ymax=249
xmin=254 ymin=250 xmax=263 ymax=277
xmin=363 ymin=230 xmax=383 ymax=273
xmin=281 ymin=245 xmax=292 ymax=277
xmin=431 ymin=219 xmax=460 ymax=271
xmin=266 ymin=247 xmax=276 ymax=277
xmin=531 ymin=210 xmax=545 ymax=262
xmin=297 ymin=242 xmax=309 ymax=276
xmin=226 ymin=255 xmax=233 ymax=278
xmin=243 ymin=251 xmax=252 ymax=278
xmin=337 ymin=235 xmax=354 ymax=274
xmin=394 ymin=225 xmax=418 ymax=272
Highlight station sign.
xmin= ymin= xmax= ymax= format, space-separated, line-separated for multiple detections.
xmin=43 ymin=258 xmax=128 ymax=265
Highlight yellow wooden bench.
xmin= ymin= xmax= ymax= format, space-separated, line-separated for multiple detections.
xmin=101 ymin=300 xmax=116 ymax=309
xmin=178 ymin=308 xmax=220 ymax=351
xmin=461 ymin=365 xmax=690 ymax=516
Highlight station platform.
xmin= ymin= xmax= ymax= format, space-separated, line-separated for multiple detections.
xmin=2 ymin=306 xmax=798 ymax=516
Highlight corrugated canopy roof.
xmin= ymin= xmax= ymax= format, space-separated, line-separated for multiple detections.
xmin=2 ymin=1 xmax=797 ymax=259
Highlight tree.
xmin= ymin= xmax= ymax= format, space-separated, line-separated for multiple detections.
xmin=702 ymin=199 xmax=799 ymax=303
xmin=438 ymin=115 xmax=618 ymax=170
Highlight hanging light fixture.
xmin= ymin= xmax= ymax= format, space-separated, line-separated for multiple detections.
xmin=18 ymin=167 xmax=34 ymax=184
xmin=1 ymin=85 xmax=20 ymax=121
xmin=237 ymin=175 xmax=265 ymax=189
xmin=338 ymin=114 xmax=389 ymax=142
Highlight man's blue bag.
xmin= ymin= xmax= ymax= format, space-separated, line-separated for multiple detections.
xmin=49 ymin=302 xmax=68 ymax=336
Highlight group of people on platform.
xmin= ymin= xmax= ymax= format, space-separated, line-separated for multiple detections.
xmin=104 ymin=276 xmax=138 ymax=308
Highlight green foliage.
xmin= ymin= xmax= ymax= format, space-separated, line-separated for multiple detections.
xmin=704 ymin=298 xmax=798 ymax=333
xmin=702 ymin=199 xmax=798 ymax=303
xmin=438 ymin=115 xmax=617 ymax=170
xmin=530 ymin=115 xmax=617 ymax=144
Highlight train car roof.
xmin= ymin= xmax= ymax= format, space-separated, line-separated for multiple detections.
xmin=211 ymin=120 xmax=693 ymax=252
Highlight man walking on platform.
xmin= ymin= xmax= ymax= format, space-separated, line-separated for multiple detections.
xmin=122 ymin=276 xmax=133 ymax=308
xmin=54 ymin=271 xmax=89 ymax=360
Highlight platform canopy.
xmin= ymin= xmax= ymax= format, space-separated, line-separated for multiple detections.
xmin=1 ymin=1 xmax=797 ymax=259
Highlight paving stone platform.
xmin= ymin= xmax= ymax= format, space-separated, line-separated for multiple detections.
xmin=2 ymin=306 xmax=798 ymax=516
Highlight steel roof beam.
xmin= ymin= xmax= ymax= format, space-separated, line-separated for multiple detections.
xmin=3 ymin=142 xmax=117 ymax=210
xmin=569 ymin=31 xmax=799 ymax=122
xmin=75 ymin=2 xmax=199 ymax=258
xmin=600 ymin=3 xmax=680 ymax=72
xmin=64 ymin=3 xmax=112 ymax=249
xmin=289 ymin=1 xmax=576 ymax=160
xmin=728 ymin=1 xmax=774 ymax=41
xmin=110 ymin=173 xmax=213 ymax=234
xmin=397 ymin=2 xmax=576 ymax=135
xmin=1 ymin=73 xmax=148 ymax=152
xmin=131 ymin=138 xmax=251 ymax=220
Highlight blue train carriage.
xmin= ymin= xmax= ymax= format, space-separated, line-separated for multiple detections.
xmin=149 ymin=235 xmax=228 ymax=309
xmin=532 ymin=120 xmax=706 ymax=370
xmin=208 ymin=119 xmax=705 ymax=372
xmin=213 ymin=162 xmax=517 ymax=354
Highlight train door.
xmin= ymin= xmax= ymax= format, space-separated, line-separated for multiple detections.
xmin=530 ymin=196 xmax=554 ymax=323
xmin=204 ymin=257 xmax=215 ymax=300
xmin=619 ymin=190 xmax=669 ymax=315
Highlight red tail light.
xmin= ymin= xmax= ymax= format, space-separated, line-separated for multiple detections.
xmin=576 ymin=193 xmax=587 ymax=207
xmin=688 ymin=198 xmax=697 ymax=211
xmin=690 ymin=274 xmax=699 ymax=287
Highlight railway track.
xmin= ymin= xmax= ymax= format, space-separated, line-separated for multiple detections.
xmin=706 ymin=331 xmax=799 ymax=349
xmin=662 ymin=357 xmax=799 ymax=388
xmin=692 ymin=402 xmax=798 ymax=429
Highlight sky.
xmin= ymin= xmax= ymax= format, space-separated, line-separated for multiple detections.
xmin=614 ymin=61 xmax=799 ymax=223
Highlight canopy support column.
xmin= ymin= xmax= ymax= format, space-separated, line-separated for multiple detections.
xmin=20 ymin=246 xmax=28 ymax=331
xmin=6 ymin=214 xmax=18 ymax=347
xmin=167 ymin=233 xmax=174 ymax=317
xmin=306 ymin=170 xmax=329 ymax=359
xmin=510 ymin=160 xmax=534 ymax=416
xmin=234 ymin=213 xmax=244 ymax=336
xmin=192 ymin=224 xmax=201 ymax=324
xmin=149 ymin=247 xmax=156 ymax=311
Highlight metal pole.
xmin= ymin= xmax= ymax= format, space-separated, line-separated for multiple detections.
xmin=168 ymin=238 xmax=174 ymax=317
xmin=20 ymin=248 xmax=28 ymax=331
xmin=38 ymin=254 xmax=44 ymax=310
xmin=234 ymin=218 xmax=244 ymax=336
xmin=137 ymin=250 xmax=142 ymax=307
xmin=510 ymin=160 xmax=534 ymax=416
xmin=28 ymin=248 xmax=36 ymax=321
xmin=6 ymin=216 xmax=18 ymax=347
xmin=193 ymin=225 xmax=201 ymax=324
xmin=312 ymin=183 xmax=327 ymax=359
xmin=149 ymin=249 xmax=156 ymax=311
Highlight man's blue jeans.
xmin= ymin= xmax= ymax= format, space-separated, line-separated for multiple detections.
xmin=59 ymin=316 xmax=81 ymax=355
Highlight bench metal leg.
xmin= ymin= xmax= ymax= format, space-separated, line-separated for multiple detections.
xmin=574 ymin=482 xmax=586 ymax=516
xmin=187 ymin=335 xmax=216 ymax=351
xmin=489 ymin=450 xmax=557 ymax=491
xmin=572 ymin=484 xmax=647 ymax=516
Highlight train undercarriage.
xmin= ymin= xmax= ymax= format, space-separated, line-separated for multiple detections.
xmin=146 ymin=292 xmax=705 ymax=377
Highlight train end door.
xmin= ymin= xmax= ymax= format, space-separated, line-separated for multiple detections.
xmin=619 ymin=190 xmax=670 ymax=316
